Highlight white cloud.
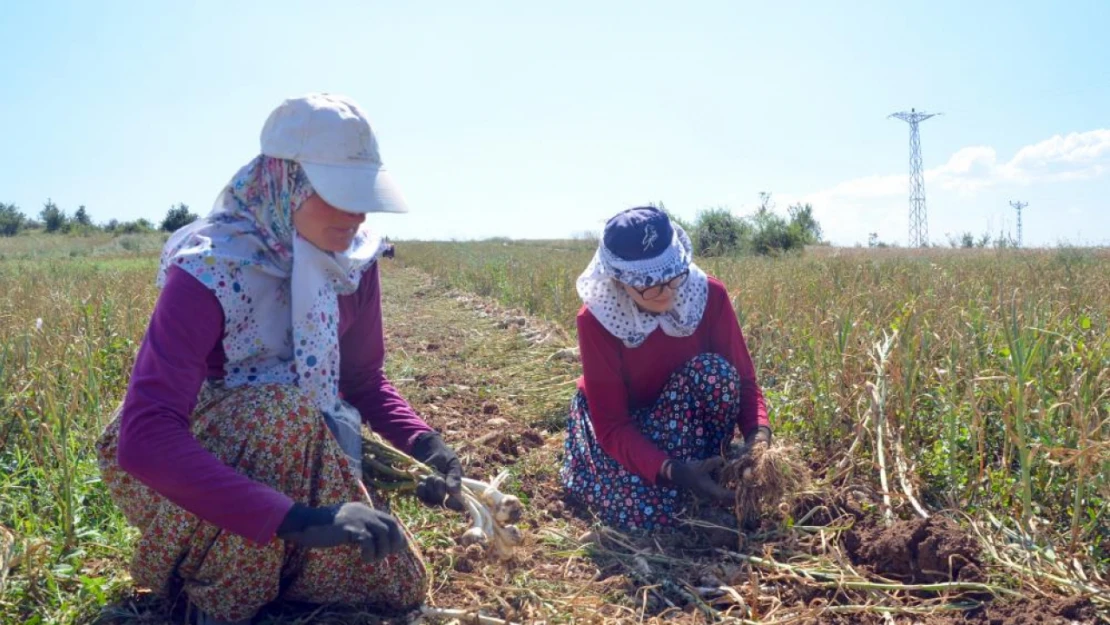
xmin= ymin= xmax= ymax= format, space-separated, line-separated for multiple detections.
xmin=788 ymin=128 xmax=1110 ymax=244
xmin=931 ymin=129 xmax=1110 ymax=191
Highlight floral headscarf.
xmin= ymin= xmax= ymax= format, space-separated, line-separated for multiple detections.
xmin=157 ymin=155 xmax=386 ymax=468
xmin=576 ymin=207 xmax=709 ymax=348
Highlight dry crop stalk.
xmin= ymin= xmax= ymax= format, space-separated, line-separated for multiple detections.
xmin=868 ymin=330 xmax=898 ymax=525
xmin=0 ymin=525 xmax=15 ymax=596
xmin=359 ymin=429 xmax=524 ymax=560
xmin=721 ymin=441 xmax=811 ymax=525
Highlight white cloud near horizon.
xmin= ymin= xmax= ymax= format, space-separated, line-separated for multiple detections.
xmin=784 ymin=129 xmax=1110 ymax=244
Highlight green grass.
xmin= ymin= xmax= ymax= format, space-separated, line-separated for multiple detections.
xmin=0 ymin=232 xmax=168 ymax=261
xmin=1 ymin=254 xmax=160 ymax=623
xmin=2 ymin=234 xmax=1108 ymax=622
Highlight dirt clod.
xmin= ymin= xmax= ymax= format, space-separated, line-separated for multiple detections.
xmin=519 ymin=429 xmax=545 ymax=448
xmin=844 ymin=516 xmax=983 ymax=583
xmin=545 ymin=499 xmax=566 ymax=519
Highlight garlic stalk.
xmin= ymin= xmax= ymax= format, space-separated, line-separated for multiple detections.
xmin=462 ymin=473 xmax=524 ymax=524
xmin=361 ymin=430 xmax=525 ymax=560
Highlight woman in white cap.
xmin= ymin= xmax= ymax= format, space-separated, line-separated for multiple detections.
xmin=560 ymin=206 xmax=772 ymax=531
xmin=96 ymin=93 xmax=461 ymax=624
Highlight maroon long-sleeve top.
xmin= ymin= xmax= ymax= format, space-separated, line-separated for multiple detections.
xmin=575 ymin=276 xmax=769 ymax=484
xmin=115 ymin=263 xmax=432 ymax=545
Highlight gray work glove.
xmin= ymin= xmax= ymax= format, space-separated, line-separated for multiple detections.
xmin=276 ymin=502 xmax=406 ymax=563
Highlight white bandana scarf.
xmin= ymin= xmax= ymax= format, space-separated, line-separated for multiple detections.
xmin=576 ymin=224 xmax=709 ymax=348
xmin=157 ymin=156 xmax=386 ymax=470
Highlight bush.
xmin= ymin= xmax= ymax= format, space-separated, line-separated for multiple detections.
xmin=118 ymin=235 xmax=143 ymax=252
xmin=748 ymin=208 xmax=798 ymax=255
xmin=688 ymin=195 xmax=824 ymax=257
xmin=0 ymin=202 xmax=26 ymax=237
xmin=119 ymin=218 xmax=155 ymax=234
xmin=692 ymin=207 xmax=752 ymax=256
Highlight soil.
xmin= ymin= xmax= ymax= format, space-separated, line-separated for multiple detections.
xmin=799 ymin=595 xmax=1101 ymax=625
xmin=926 ymin=596 xmax=1098 ymax=625
xmin=790 ymin=596 xmax=1099 ymax=625
xmin=844 ymin=516 xmax=984 ymax=584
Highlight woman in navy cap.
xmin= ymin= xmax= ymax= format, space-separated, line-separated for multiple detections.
xmin=560 ymin=206 xmax=771 ymax=531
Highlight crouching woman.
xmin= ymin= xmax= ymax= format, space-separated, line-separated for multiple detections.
xmin=560 ymin=206 xmax=771 ymax=531
xmin=96 ymin=93 xmax=462 ymax=624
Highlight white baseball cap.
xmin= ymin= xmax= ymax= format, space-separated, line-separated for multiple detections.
xmin=260 ymin=93 xmax=408 ymax=214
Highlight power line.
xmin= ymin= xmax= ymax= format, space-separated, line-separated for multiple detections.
xmin=889 ymin=108 xmax=941 ymax=247
xmin=1010 ymin=200 xmax=1029 ymax=247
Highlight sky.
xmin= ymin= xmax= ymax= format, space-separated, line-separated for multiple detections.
xmin=1 ymin=1 xmax=1108 ymax=247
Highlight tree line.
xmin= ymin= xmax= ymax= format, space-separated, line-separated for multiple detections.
xmin=3 ymin=193 xmax=828 ymax=256
xmin=652 ymin=193 xmax=824 ymax=257
xmin=0 ymin=200 xmax=198 ymax=237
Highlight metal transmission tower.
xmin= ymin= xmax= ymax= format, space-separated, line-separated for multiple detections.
xmin=1010 ymin=200 xmax=1029 ymax=247
xmin=889 ymin=108 xmax=940 ymax=247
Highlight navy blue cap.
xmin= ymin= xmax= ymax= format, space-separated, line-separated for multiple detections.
xmin=602 ymin=206 xmax=674 ymax=261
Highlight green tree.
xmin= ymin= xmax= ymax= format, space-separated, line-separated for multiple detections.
xmin=74 ymin=205 xmax=92 ymax=227
xmin=161 ymin=203 xmax=198 ymax=232
xmin=0 ymin=202 xmax=26 ymax=237
xmin=787 ymin=203 xmax=822 ymax=245
xmin=40 ymin=199 xmax=67 ymax=233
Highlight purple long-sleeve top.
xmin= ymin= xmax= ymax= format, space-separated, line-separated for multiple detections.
xmin=115 ymin=263 xmax=433 ymax=546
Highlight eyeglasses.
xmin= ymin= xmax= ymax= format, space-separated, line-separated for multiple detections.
xmin=631 ymin=270 xmax=689 ymax=301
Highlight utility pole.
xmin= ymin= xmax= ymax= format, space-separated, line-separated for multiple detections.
xmin=1010 ymin=200 xmax=1029 ymax=247
xmin=890 ymin=108 xmax=941 ymax=247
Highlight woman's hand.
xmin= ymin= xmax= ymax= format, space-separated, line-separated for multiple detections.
xmin=725 ymin=426 xmax=774 ymax=463
xmin=745 ymin=426 xmax=772 ymax=448
xmin=410 ymin=432 xmax=465 ymax=511
xmin=276 ymin=502 xmax=406 ymax=562
xmin=662 ymin=457 xmax=734 ymax=502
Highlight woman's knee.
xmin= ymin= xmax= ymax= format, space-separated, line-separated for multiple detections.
xmin=665 ymin=354 xmax=741 ymax=404
xmin=684 ymin=353 xmax=739 ymax=381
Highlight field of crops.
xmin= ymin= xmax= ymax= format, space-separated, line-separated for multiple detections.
xmin=398 ymin=241 xmax=1110 ymax=560
xmin=1 ymin=235 xmax=1108 ymax=623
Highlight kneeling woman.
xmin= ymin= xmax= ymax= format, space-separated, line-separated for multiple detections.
xmin=560 ymin=206 xmax=771 ymax=531
xmin=96 ymin=94 xmax=462 ymax=624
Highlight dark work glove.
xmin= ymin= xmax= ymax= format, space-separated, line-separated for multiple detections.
xmin=410 ymin=432 xmax=464 ymax=511
xmin=745 ymin=426 xmax=772 ymax=448
xmin=276 ymin=502 xmax=406 ymax=563
xmin=725 ymin=426 xmax=773 ymax=460
xmin=667 ymin=457 xmax=734 ymax=502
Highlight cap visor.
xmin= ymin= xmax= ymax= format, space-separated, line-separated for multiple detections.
xmin=301 ymin=162 xmax=409 ymax=214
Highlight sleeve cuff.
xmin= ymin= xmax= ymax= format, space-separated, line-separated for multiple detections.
xmin=252 ymin=495 xmax=296 ymax=546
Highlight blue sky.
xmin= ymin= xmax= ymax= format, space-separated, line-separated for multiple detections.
xmin=2 ymin=1 xmax=1108 ymax=246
